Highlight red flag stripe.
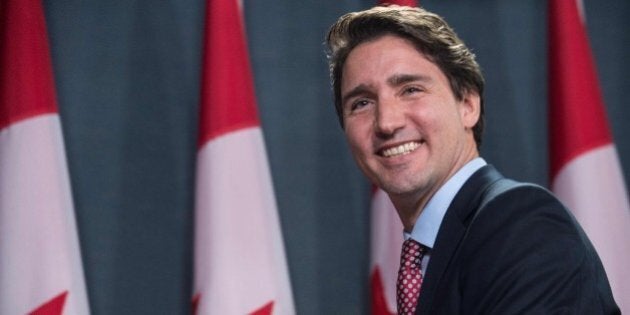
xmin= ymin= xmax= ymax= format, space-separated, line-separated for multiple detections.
xmin=197 ymin=0 xmax=260 ymax=148
xmin=0 ymin=0 xmax=58 ymax=130
xmin=548 ymin=0 xmax=612 ymax=179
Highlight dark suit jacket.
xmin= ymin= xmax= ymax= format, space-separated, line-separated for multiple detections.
xmin=416 ymin=165 xmax=619 ymax=314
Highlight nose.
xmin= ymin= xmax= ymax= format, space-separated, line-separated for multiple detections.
xmin=375 ymin=97 xmax=405 ymax=137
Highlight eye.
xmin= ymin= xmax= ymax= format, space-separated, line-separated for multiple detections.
xmin=402 ymin=86 xmax=423 ymax=95
xmin=350 ymin=99 xmax=371 ymax=111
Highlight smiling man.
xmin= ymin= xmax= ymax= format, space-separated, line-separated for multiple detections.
xmin=326 ymin=6 xmax=618 ymax=314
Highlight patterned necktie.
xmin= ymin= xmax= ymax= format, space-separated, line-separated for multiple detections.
xmin=396 ymin=239 xmax=427 ymax=315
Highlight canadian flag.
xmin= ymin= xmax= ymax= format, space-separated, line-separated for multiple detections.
xmin=370 ymin=2 xmax=417 ymax=315
xmin=0 ymin=0 xmax=91 ymax=314
xmin=549 ymin=0 xmax=630 ymax=313
xmin=370 ymin=187 xmax=405 ymax=315
xmin=192 ymin=0 xmax=295 ymax=314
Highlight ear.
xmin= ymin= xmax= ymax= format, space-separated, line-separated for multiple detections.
xmin=459 ymin=91 xmax=481 ymax=129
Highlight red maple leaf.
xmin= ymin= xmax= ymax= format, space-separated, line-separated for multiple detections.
xmin=29 ymin=291 xmax=68 ymax=315
xmin=371 ymin=267 xmax=395 ymax=315
xmin=191 ymin=293 xmax=200 ymax=315
xmin=250 ymin=301 xmax=274 ymax=315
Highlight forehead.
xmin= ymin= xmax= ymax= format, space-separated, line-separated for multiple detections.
xmin=341 ymin=35 xmax=444 ymax=89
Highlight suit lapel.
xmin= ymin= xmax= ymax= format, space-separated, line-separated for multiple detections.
xmin=416 ymin=165 xmax=504 ymax=314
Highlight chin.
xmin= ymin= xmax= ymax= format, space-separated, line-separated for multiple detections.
xmin=377 ymin=178 xmax=423 ymax=197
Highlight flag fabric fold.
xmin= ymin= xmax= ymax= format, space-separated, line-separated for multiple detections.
xmin=0 ymin=0 xmax=90 ymax=314
xmin=548 ymin=0 xmax=630 ymax=312
xmin=192 ymin=0 xmax=295 ymax=314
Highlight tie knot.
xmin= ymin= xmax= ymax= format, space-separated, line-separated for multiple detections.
xmin=400 ymin=239 xmax=425 ymax=269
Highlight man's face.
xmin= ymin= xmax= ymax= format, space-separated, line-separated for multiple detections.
xmin=340 ymin=35 xmax=480 ymax=202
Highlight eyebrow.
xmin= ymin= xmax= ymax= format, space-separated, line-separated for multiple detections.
xmin=341 ymin=84 xmax=372 ymax=107
xmin=387 ymin=73 xmax=432 ymax=86
xmin=341 ymin=73 xmax=433 ymax=107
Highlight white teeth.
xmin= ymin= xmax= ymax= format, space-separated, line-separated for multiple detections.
xmin=381 ymin=142 xmax=420 ymax=157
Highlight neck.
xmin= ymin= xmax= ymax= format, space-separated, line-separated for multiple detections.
xmin=389 ymin=185 xmax=436 ymax=232
xmin=390 ymin=152 xmax=480 ymax=232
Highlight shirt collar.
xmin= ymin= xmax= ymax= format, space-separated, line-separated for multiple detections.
xmin=404 ymin=157 xmax=487 ymax=248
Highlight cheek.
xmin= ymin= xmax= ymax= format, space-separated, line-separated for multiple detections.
xmin=344 ymin=123 xmax=371 ymax=156
xmin=345 ymin=128 xmax=364 ymax=153
xmin=408 ymin=106 xmax=439 ymax=131
xmin=425 ymin=103 xmax=462 ymax=130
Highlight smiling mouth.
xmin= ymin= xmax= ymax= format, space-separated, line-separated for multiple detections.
xmin=379 ymin=141 xmax=421 ymax=157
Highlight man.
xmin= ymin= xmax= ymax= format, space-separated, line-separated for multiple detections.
xmin=326 ymin=5 xmax=619 ymax=314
